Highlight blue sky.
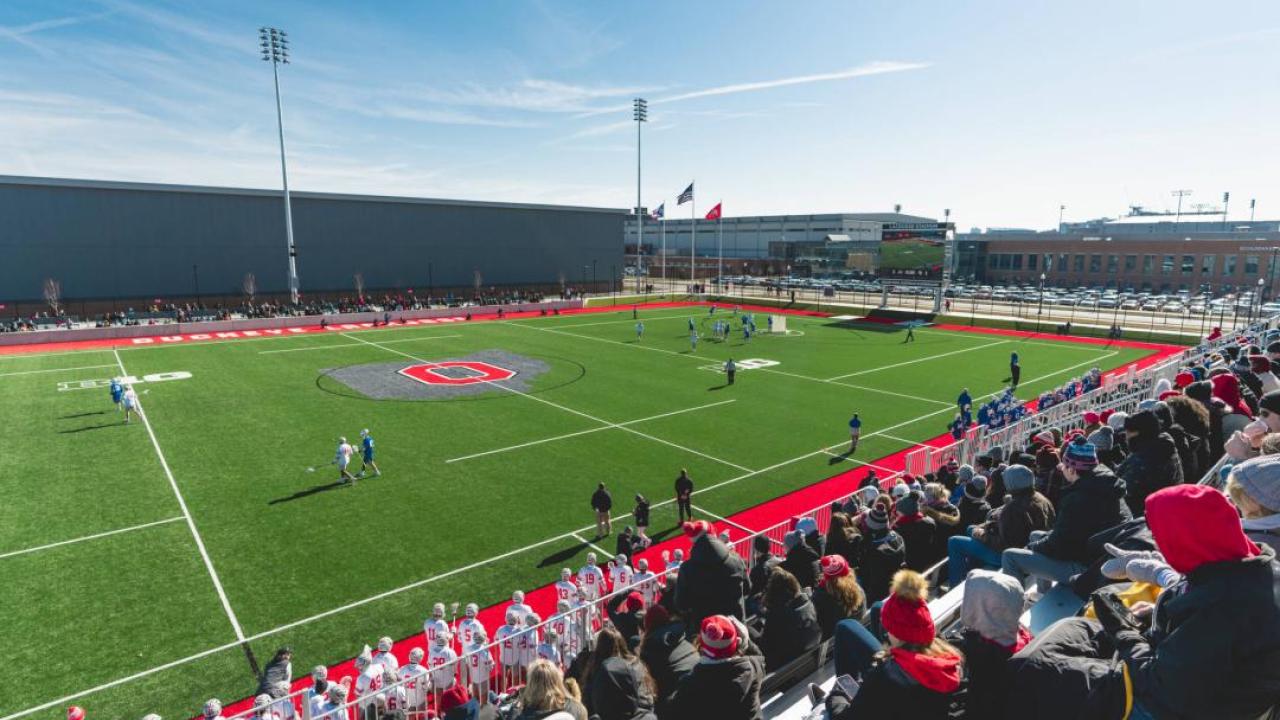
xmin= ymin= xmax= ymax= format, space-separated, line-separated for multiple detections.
xmin=1 ymin=0 xmax=1277 ymax=229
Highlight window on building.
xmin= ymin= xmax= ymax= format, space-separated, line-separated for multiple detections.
xmin=1107 ymin=255 xmax=1118 ymax=273
xmin=1027 ymin=254 xmax=1037 ymax=270
xmin=1124 ymin=255 xmax=1137 ymax=272
xmin=1245 ymin=255 xmax=1260 ymax=274
xmin=1012 ymin=254 xmax=1023 ymax=270
xmin=988 ymin=254 xmax=998 ymax=269
xmin=1044 ymin=253 xmax=1053 ymax=271
xmin=1201 ymin=255 xmax=1215 ymax=275
xmin=1074 ymin=254 xmax=1085 ymax=272
xmin=1143 ymin=255 xmax=1155 ymax=274
xmin=1181 ymin=255 xmax=1194 ymax=275
xmin=1059 ymin=253 xmax=1068 ymax=272
xmin=1225 ymin=255 xmax=1237 ymax=276
xmin=1090 ymin=254 xmax=1102 ymax=273
xmin=1162 ymin=255 xmax=1175 ymax=274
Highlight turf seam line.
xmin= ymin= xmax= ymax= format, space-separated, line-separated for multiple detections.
xmin=111 ymin=349 xmax=248 ymax=644
xmin=445 ymin=399 xmax=738 ymax=463
xmin=823 ymin=339 xmax=1011 ymax=381
xmin=570 ymin=532 xmax=615 ymax=559
xmin=0 ymin=363 xmax=118 ymax=378
xmin=0 ymin=516 xmax=184 ymax=560
xmin=256 ymin=334 xmax=462 ymax=354
xmin=337 ymin=332 xmax=755 ymax=474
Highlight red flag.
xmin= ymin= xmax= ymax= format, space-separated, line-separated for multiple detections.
xmin=705 ymin=203 xmax=722 ymax=220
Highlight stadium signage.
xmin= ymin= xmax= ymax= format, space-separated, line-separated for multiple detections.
xmin=128 ymin=317 xmax=467 ymax=345
xmin=58 ymin=371 xmax=193 ymax=392
xmin=399 ymin=361 xmax=516 ymax=386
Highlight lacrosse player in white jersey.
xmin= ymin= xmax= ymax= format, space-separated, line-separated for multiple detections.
xmin=371 ymin=636 xmax=399 ymax=674
xmin=398 ymin=647 xmax=429 ymax=716
xmin=555 ymin=568 xmax=577 ymax=603
xmin=307 ymin=666 xmax=331 ymax=720
xmin=517 ymin=613 xmax=541 ymax=672
xmin=314 ymin=683 xmax=348 ymax=720
xmin=456 ymin=603 xmax=484 ymax=650
xmin=463 ymin=627 xmax=494 ymax=702
xmin=537 ymin=627 xmax=563 ymax=668
xmin=632 ymin=558 xmax=660 ymax=607
xmin=352 ymin=647 xmax=385 ymax=720
xmin=508 ymin=590 xmax=533 ymax=622
xmin=550 ymin=599 xmax=580 ymax=665
xmin=610 ymin=553 xmax=635 ymax=592
xmin=577 ymin=553 xmax=606 ymax=601
xmin=252 ymin=695 xmax=284 ymax=720
xmin=493 ymin=609 xmax=523 ymax=691
xmin=423 ymin=603 xmax=449 ymax=647
xmin=428 ymin=630 xmax=459 ymax=709
xmin=666 ymin=549 xmax=684 ymax=572
xmin=572 ymin=585 xmax=600 ymax=636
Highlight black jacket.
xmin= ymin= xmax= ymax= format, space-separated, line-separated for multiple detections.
xmin=588 ymin=656 xmax=657 ymax=720
xmin=824 ymin=529 xmax=861 ymax=568
xmin=592 ymin=488 xmax=613 ymax=512
xmin=1117 ymin=432 xmax=1185 ymax=516
xmin=747 ymin=553 xmax=780 ymax=599
xmin=1163 ymin=422 xmax=1200 ymax=484
xmin=605 ymin=593 xmax=644 ymax=649
xmin=638 ymin=621 xmax=697 ymax=715
xmin=827 ymin=654 xmax=963 ymax=720
xmin=633 ymin=500 xmax=650 ymax=528
xmin=957 ymin=630 xmax=1019 ymax=720
xmin=780 ymin=541 xmax=821 ymax=590
xmin=1113 ymin=546 xmax=1280 ymax=719
xmin=957 ymin=494 xmax=991 ymax=530
xmin=666 ymin=650 xmax=765 ymax=720
xmin=856 ymin=531 xmax=906 ymax=604
xmin=812 ymin=583 xmax=864 ymax=639
xmin=1028 ymin=466 xmax=1132 ymax=564
xmin=674 ymin=534 xmax=748 ymax=625
xmin=759 ymin=592 xmax=822 ymax=671
xmin=895 ymin=515 xmax=939 ymax=572
xmin=978 ymin=489 xmax=1055 ymax=553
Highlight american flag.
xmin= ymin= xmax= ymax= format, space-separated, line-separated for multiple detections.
xmin=677 ymin=183 xmax=694 ymax=205
xmin=650 ymin=203 xmax=664 ymax=220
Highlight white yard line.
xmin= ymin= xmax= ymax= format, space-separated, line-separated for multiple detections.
xmin=570 ymin=532 xmax=614 ymax=558
xmin=0 ymin=363 xmax=116 ymax=378
xmin=339 ymin=333 xmax=755 ymax=474
xmin=446 ymin=399 xmax=737 ymax=463
xmin=690 ymin=504 xmax=758 ymax=535
xmin=0 ymin=517 xmax=184 ymax=560
xmin=765 ymin=368 xmax=954 ymax=408
xmin=817 ymin=450 xmax=900 ymax=474
xmin=258 ymin=334 xmax=461 ymax=354
xmin=824 ymin=339 xmax=1011 ymax=381
xmin=877 ymin=432 xmax=928 ymax=446
xmin=1 ymin=338 xmax=1129 ymax=720
xmin=111 ymin=349 xmax=247 ymax=643
xmin=535 ymin=311 xmax=696 ymax=329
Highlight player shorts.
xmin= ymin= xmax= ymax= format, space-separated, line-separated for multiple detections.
xmin=363 ymin=450 xmax=374 ymax=463
xmin=337 ymin=458 xmax=350 ymax=470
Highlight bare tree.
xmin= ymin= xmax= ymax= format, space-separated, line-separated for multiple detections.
xmin=242 ymin=273 xmax=257 ymax=304
xmin=42 ymin=278 xmax=62 ymax=316
xmin=353 ymin=272 xmax=365 ymax=303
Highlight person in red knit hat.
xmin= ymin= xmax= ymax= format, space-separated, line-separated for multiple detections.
xmin=822 ymin=570 xmax=964 ymax=720
xmin=665 ymin=615 xmax=765 ymax=720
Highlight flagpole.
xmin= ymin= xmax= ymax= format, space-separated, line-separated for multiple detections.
xmin=661 ymin=216 xmax=667 ymax=287
xmin=691 ymin=186 xmax=696 ymax=291
xmin=717 ymin=202 xmax=723 ymax=289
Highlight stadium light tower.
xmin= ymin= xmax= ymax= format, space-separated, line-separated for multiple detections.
xmin=634 ymin=98 xmax=647 ymax=293
xmin=1172 ymin=189 xmax=1191 ymax=230
xmin=260 ymin=27 xmax=300 ymax=305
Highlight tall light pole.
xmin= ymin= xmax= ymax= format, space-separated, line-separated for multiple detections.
xmin=1221 ymin=191 xmax=1230 ymax=230
xmin=1036 ymin=272 xmax=1046 ymax=332
xmin=260 ymin=27 xmax=300 ymax=305
xmin=633 ymin=98 xmax=647 ymax=294
xmin=1058 ymin=204 xmax=1065 ymax=230
xmin=1172 ymin=189 xmax=1191 ymax=230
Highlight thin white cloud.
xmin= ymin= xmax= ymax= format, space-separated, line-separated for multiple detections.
xmin=0 ymin=11 xmax=111 ymax=56
xmin=576 ymin=60 xmax=930 ymax=117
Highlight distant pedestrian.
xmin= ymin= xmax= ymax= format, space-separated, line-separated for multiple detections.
xmin=635 ymin=321 xmax=644 ymax=341
xmin=1009 ymin=350 xmax=1021 ymax=388
xmin=904 ymin=324 xmax=915 ymax=343
xmin=724 ymin=358 xmax=737 ymax=385
xmin=848 ymin=413 xmax=862 ymax=453
xmin=675 ymin=469 xmax=695 ymax=522
xmin=591 ymin=483 xmax=613 ymax=537
xmin=690 ymin=329 xmax=699 ymax=352
xmin=633 ymin=494 xmax=652 ymax=547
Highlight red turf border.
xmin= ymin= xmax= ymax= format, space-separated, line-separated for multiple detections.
xmin=11 ymin=303 xmax=1181 ymax=716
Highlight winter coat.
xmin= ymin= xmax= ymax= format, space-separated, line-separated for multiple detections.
xmin=894 ymin=514 xmax=939 ymax=571
xmin=1117 ymin=545 xmax=1280 ymax=719
xmin=674 ymin=533 xmax=748 ymax=625
xmin=957 ymin=628 xmax=1030 ymax=720
xmin=857 ymin=531 xmax=906 ymax=603
xmin=588 ymin=656 xmax=657 ymax=720
xmin=956 ymin=494 xmax=991 ymax=531
xmin=1117 ymin=432 xmax=1185 ymax=516
xmin=983 ymin=464 xmax=1008 ymax=508
xmin=759 ymin=592 xmax=822 ymax=671
xmin=747 ymin=554 xmax=780 ymax=598
xmin=1243 ymin=519 xmax=1280 ymax=551
xmin=824 ymin=529 xmax=861 ymax=568
xmin=605 ymin=593 xmax=644 ymax=649
xmin=510 ymin=698 xmax=588 ymax=720
xmin=780 ymin=541 xmax=821 ymax=590
xmin=826 ymin=649 xmax=964 ymax=720
xmin=812 ymin=583 xmax=865 ymax=639
xmin=1028 ymin=466 xmax=1132 ymax=564
xmin=1163 ymin=423 xmax=1200 ymax=485
xmin=638 ymin=621 xmax=697 ymax=715
xmin=977 ymin=489 xmax=1055 ymax=553
xmin=665 ymin=649 xmax=765 ymax=720
xmin=923 ymin=501 xmax=961 ymax=558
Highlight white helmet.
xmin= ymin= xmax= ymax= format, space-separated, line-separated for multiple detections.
xmin=361 ymin=428 xmax=370 ymax=437
xmin=638 ymin=558 xmax=649 ymax=571
xmin=377 ymin=636 xmax=393 ymax=652
xmin=203 ymin=700 xmax=222 ymax=719
xmin=506 ymin=609 xmax=520 ymax=625
xmin=673 ymin=549 xmax=684 ymax=561
xmin=432 ymin=602 xmax=445 ymax=618
xmin=326 ymin=684 xmax=347 ymax=702
xmin=545 ymin=628 xmax=559 ymax=642
xmin=465 ymin=602 xmax=478 ymax=618
xmin=524 ymin=613 xmax=541 ymax=627
xmin=561 ymin=568 xmax=573 ymax=581
xmin=473 ymin=628 xmax=489 ymax=645
xmin=142 ymin=715 xmax=163 ymax=720
xmin=615 ymin=553 xmax=627 ymax=565
xmin=557 ymin=599 xmax=571 ymax=613
xmin=355 ymin=645 xmax=373 ymax=670
xmin=434 ymin=631 xmax=451 ymax=647
xmin=586 ymin=552 xmax=597 ymax=565
xmin=312 ymin=665 xmax=328 ymax=681
xmin=254 ymin=694 xmax=272 ymax=709
xmin=338 ymin=436 xmax=347 ymax=444
xmin=409 ymin=647 xmax=425 ymax=664
xmin=512 ymin=590 xmax=525 ymax=604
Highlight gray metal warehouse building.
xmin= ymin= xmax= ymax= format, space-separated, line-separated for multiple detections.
xmin=0 ymin=175 xmax=626 ymax=304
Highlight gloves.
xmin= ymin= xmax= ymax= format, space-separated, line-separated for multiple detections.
xmin=1091 ymin=590 xmax=1142 ymax=638
xmin=1225 ymin=431 xmax=1259 ymax=461
xmin=1126 ymin=558 xmax=1182 ymax=589
xmin=1100 ymin=543 xmax=1159 ymax=580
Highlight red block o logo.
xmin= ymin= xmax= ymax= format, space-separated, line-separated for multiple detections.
xmin=399 ymin=361 xmax=515 ymax=386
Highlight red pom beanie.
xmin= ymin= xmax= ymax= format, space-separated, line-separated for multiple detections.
xmin=819 ymin=555 xmax=850 ymax=587
xmin=439 ymin=685 xmax=470 ymax=713
xmin=699 ymin=615 xmax=740 ymax=659
xmin=682 ymin=520 xmax=712 ymax=538
xmin=879 ymin=571 xmax=935 ymax=646
xmin=1175 ymin=371 xmax=1196 ymax=388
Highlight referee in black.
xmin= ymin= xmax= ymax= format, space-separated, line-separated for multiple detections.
xmin=724 ymin=357 xmax=737 ymax=385
xmin=675 ymin=469 xmax=695 ymax=522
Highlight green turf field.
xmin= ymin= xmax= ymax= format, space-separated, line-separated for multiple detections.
xmin=0 ymin=308 xmax=1155 ymax=718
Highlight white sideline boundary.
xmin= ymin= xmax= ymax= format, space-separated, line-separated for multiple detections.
xmin=570 ymin=532 xmax=614 ymax=559
xmin=817 ymin=450 xmax=898 ymax=474
xmin=1 ymin=339 xmax=1129 ymax=720
xmin=824 ymin=339 xmax=1011 ymax=381
xmin=0 ymin=516 xmax=184 ymax=560
xmin=446 ymin=399 xmax=737 ymax=463
xmin=0 ymin=363 xmax=117 ymax=378
xmin=257 ymin=334 xmax=461 ymax=354
xmin=111 ymin=350 xmax=247 ymax=643
xmin=690 ymin=504 xmax=758 ymax=535
xmin=339 ymin=333 xmax=754 ymax=474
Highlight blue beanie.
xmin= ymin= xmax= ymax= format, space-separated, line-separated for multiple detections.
xmin=1063 ymin=436 xmax=1099 ymax=469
